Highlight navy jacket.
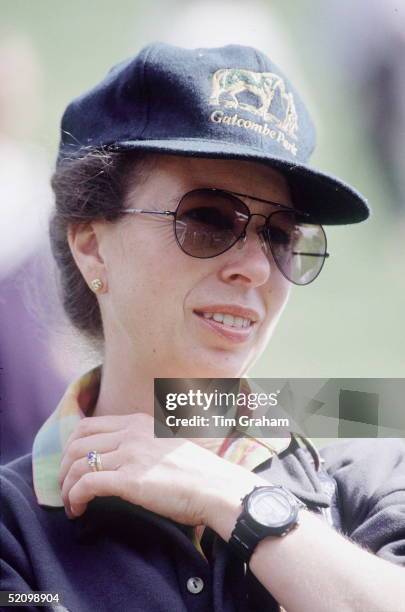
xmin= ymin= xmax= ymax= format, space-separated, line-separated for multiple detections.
xmin=1 ymin=437 xmax=404 ymax=611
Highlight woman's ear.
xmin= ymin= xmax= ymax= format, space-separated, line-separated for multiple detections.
xmin=67 ymin=221 xmax=108 ymax=293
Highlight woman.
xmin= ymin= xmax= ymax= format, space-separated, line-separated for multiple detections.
xmin=1 ymin=43 xmax=404 ymax=612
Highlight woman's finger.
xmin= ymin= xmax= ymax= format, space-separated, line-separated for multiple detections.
xmin=61 ymin=450 xmax=123 ymax=515
xmin=68 ymin=470 xmax=128 ymax=517
xmin=59 ymin=430 xmax=122 ymax=486
xmin=63 ymin=414 xmax=136 ymax=452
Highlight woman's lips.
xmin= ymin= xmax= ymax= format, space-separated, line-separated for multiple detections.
xmin=193 ymin=312 xmax=256 ymax=344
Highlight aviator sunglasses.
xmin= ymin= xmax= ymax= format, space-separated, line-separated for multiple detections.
xmin=120 ymin=188 xmax=329 ymax=285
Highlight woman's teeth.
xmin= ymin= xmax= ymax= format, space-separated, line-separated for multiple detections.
xmin=201 ymin=312 xmax=252 ymax=328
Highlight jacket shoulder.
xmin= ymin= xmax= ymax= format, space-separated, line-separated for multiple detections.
xmin=1 ymin=454 xmax=35 ymax=503
xmin=320 ymin=439 xmax=405 ymax=565
xmin=0 ymin=454 xmax=40 ymax=594
xmin=320 ymin=438 xmax=405 ymax=470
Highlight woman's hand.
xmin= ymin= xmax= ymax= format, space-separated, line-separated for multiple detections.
xmin=58 ymin=413 xmax=262 ymax=528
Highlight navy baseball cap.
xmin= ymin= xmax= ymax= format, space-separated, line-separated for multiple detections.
xmin=58 ymin=42 xmax=369 ymax=225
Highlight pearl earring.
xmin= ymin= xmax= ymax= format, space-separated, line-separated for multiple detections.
xmin=90 ymin=278 xmax=104 ymax=292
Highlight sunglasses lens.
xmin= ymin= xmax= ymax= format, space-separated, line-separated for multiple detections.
xmin=263 ymin=211 xmax=327 ymax=285
xmin=175 ymin=190 xmax=248 ymax=257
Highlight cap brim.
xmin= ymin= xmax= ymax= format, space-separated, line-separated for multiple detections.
xmin=114 ymin=138 xmax=369 ymax=225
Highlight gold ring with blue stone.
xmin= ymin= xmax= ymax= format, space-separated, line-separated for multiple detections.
xmin=87 ymin=450 xmax=103 ymax=472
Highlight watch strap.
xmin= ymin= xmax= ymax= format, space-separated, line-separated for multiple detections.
xmin=228 ymin=485 xmax=306 ymax=563
xmin=228 ymin=517 xmax=263 ymax=563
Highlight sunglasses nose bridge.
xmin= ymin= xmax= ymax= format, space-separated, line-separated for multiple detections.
xmin=246 ymin=213 xmax=269 ymax=238
xmin=236 ymin=214 xmax=269 ymax=254
xmin=248 ymin=212 xmax=268 ymax=228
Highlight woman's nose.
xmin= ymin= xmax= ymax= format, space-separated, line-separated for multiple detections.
xmin=218 ymin=223 xmax=272 ymax=288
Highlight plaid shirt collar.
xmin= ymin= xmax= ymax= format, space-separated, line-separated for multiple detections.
xmin=32 ymin=366 xmax=292 ymax=507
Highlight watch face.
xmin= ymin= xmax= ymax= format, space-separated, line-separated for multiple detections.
xmin=247 ymin=488 xmax=294 ymax=527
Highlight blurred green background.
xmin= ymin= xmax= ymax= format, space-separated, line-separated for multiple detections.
xmin=1 ymin=0 xmax=404 ymax=381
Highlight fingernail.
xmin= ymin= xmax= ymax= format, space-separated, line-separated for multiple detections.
xmin=70 ymin=504 xmax=79 ymax=517
xmin=65 ymin=507 xmax=74 ymax=520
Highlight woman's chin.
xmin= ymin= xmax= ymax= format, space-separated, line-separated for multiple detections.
xmin=178 ymin=353 xmax=249 ymax=379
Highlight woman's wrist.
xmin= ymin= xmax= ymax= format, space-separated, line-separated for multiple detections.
xmin=203 ymin=471 xmax=267 ymax=541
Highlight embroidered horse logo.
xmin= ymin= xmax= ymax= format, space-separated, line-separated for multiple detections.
xmin=209 ymin=68 xmax=298 ymax=140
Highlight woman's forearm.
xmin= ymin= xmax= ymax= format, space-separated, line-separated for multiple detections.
xmin=208 ymin=486 xmax=405 ymax=612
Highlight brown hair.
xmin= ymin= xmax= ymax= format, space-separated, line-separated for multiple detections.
xmin=49 ymin=148 xmax=156 ymax=342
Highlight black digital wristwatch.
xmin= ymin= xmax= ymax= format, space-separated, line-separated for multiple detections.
xmin=228 ymin=485 xmax=307 ymax=563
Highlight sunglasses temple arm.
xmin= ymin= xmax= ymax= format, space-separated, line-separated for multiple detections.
xmin=121 ymin=209 xmax=175 ymax=216
xmin=292 ymin=252 xmax=330 ymax=257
